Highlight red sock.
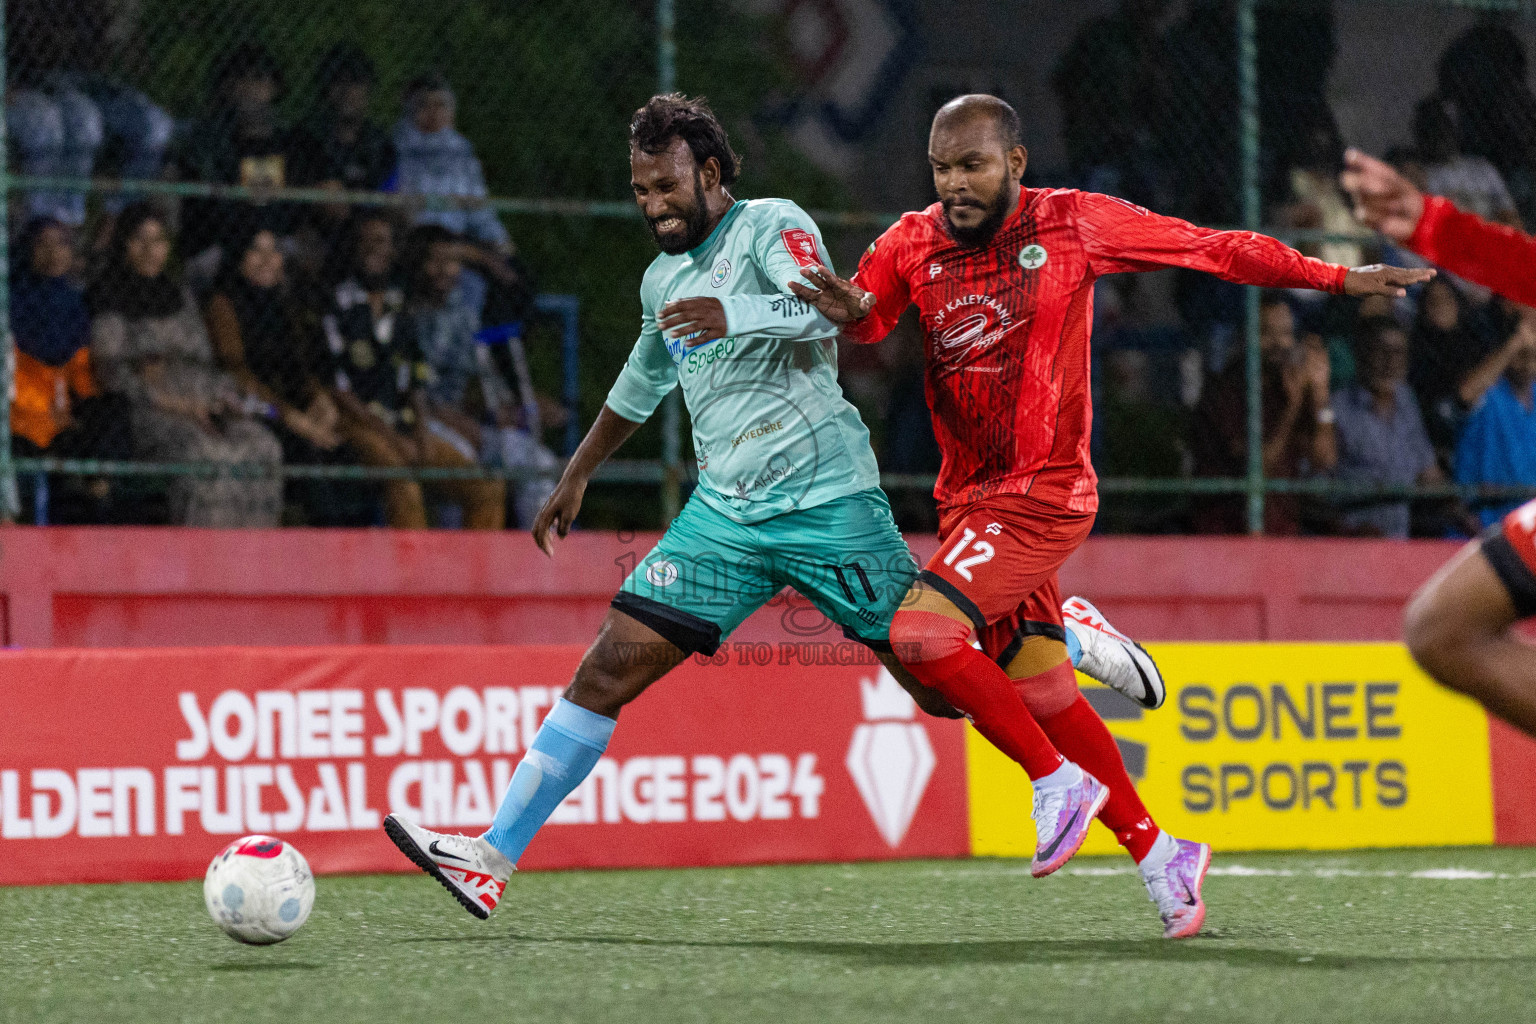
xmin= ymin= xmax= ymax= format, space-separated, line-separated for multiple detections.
xmin=1038 ymin=693 xmax=1161 ymax=862
xmin=901 ymin=645 xmax=1064 ymax=780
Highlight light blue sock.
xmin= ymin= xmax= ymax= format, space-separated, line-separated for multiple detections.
xmin=1064 ymin=627 xmax=1083 ymax=668
xmin=482 ymin=698 xmax=615 ymax=863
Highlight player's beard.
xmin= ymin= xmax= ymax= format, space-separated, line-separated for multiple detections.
xmin=942 ymin=191 xmax=1009 ymax=249
xmin=647 ymin=171 xmax=712 ymax=255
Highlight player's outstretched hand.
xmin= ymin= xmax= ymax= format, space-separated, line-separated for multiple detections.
xmin=659 ymin=297 xmax=728 ymax=348
xmin=531 ymin=477 xmax=585 ymax=557
xmin=787 ymin=265 xmax=875 ymax=323
xmin=1342 ymin=263 xmax=1436 ymax=298
xmin=1340 ymin=148 xmax=1426 ymax=242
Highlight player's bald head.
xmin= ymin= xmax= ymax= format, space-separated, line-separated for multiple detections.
xmin=930 ymin=94 xmax=1022 ymax=153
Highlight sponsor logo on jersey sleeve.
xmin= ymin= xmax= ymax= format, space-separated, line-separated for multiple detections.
xmin=781 ymin=228 xmax=822 ymax=269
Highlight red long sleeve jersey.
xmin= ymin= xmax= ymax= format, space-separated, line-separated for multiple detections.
xmin=1406 ymin=194 xmax=1536 ymax=308
xmin=844 ymin=188 xmax=1347 ymax=513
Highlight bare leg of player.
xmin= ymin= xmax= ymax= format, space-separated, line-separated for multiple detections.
xmin=384 ymin=610 xmax=689 ymax=918
xmin=1404 ymin=542 xmax=1536 ymax=737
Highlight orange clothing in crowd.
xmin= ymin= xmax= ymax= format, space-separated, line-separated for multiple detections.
xmin=11 ymin=346 xmax=98 ymax=449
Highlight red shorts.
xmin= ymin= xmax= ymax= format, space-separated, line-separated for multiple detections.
xmin=1483 ymin=498 xmax=1536 ymax=619
xmin=919 ymin=494 xmax=1094 ymax=664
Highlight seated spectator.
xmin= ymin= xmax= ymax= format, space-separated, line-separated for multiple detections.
xmin=86 ymin=203 xmax=283 ymax=526
xmin=391 ymin=72 xmax=531 ymax=322
xmin=174 ymin=43 xmax=293 ymax=273
xmin=9 ymin=217 xmax=131 ymax=522
xmin=1409 ymin=276 xmax=1495 ymax=467
xmin=320 ymin=213 xmax=503 ymax=529
xmin=1278 ymin=116 xmax=1366 ymax=272
xmin=1414 ymin=96 xmax=1521 ymax=228
xmin=290 ymin=44 xmax=396 ymax=194
xmin=205 ymin=222 xmax=342 ymax=459
xmin=1190 ymin=293 xmax=1336 ymax=534
xmin=1455 ymin=307 xmax=1536 ymax=527
xmin=6 ymin=0 xmax=174 ymax=227
xmin=406 ymin=224 xmax=557 ymax=526
xmin=287 ymin=43 xmax=397 ymax=284
xmin=1328 ymin=317 xmax=1441 ymax=538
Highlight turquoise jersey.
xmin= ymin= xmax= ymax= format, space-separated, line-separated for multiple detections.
xmin=605 ymin=199 xmax=881 ymax=524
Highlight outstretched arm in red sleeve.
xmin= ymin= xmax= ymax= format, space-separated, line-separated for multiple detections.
xmin=1342 ymin=147 xmax=1535 ymax=307
xmin=788 ymin=221 xmax=913 ymax=345
xmin=1074 ymin=190 xmax=1432 ymax=297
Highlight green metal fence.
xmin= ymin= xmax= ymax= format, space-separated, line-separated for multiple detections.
xmin=2 ymin=0 xmax=1532 ymax=533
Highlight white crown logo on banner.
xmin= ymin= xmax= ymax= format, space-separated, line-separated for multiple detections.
xmin=845 ymin=669 xmax=936 ymax=848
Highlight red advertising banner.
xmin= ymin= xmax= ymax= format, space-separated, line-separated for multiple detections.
xmin=0 ymin=646 xmax=970 ymax=885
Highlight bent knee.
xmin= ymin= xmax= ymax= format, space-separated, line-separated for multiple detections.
xmin=889 ymin=604 xmax=972 ymax=665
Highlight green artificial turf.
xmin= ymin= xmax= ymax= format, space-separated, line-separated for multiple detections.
xmin=3 ymin=848 xmax=1535 ymax=1023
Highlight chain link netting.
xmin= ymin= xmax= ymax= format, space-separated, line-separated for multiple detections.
xmin=4 ymin=0 xmax=1535 ymax=536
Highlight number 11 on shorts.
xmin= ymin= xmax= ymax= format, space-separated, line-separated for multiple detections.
xmin=941 ymin=527 xmax=995 ymax=582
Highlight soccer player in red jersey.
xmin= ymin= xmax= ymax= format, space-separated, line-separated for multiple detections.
xmin=792 ymin=94 xmax=1432 ymax=937
xmin=1340 ymin=148 xmax=1536 ymax=736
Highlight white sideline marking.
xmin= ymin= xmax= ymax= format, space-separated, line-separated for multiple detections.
xmin=926 ymin=865 xmax=1536 ymax=881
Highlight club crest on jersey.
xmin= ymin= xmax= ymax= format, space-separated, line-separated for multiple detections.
xmin=1019 ymin=244 xmax=1048 ymax=270
xmin=645 ymin=560 xmax=679 ymax=588
xmin=780 ymin=228 xmax=821 ymax=269
xmin=711 ymin=257 xmax=732 ymax=287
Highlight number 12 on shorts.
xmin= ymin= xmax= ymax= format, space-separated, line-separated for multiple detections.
xmin=941 ymin=527 xmax=995 ymax=581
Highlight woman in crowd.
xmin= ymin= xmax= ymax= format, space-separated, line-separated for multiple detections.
xmin=206 ymin=221 xmax=341 ymax=456
xmin=10 ymin=217 xmax=131 ymax=521
xmin=320 ymin=212 xmax=503 ymax=529
xmin=206 ymin=221 xmax=361 ymax=524
xmin=87 ymin=202 xmax=283 ymax=526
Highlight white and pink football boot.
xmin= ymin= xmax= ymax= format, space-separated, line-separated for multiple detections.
xmin=384 ymin=814 xmax=513 ymax=920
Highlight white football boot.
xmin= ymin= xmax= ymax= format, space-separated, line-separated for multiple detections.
xmin=384 ymin=814 xmax=513 ymax=920
xmin=1062 ymin=596 xmax=1166 ymax=709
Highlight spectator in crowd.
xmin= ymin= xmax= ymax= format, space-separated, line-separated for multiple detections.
xmin=290 ymin=44 xmax=396 ymax=195
xmin=1052 ymin=0 xmax=1173 ymax=209
xmin=1455 ymin=306 xmax=1536 ymax=527
xmin=1414 ymin=96 xmax=1521 ymax=228
xmin=205 ymin=221 xmax=341 ymax=460
xmin=320 ymin=213 xmax=503 ymax=529
xmin=86 ymin=203 xmax=283 ymax=526
xmin=1190 ymin=293 xmax=1336 ymax=534
xmin=1328 ymin=316 xmax=1441 ymax=538
xmin=287 ymin=43 xmax=397 ymax=284
xmin=1278 ymin=114 xmax=1367 ymax=271
xmin=405 ymin=224 xmax=552 ymax=527
xmin=391 ymin=72 xmax=531 ymax=322
xmin=174 ymin=43 xmax=293 ymax=271
xmin=1409 ymin=275 xmax=1495 ymax=467
xmin=9 ymin=216 xmax=131 ymax=522
xmin=6 ymin=0 xmax=174 ymax=227
xmin=1436 ymin=22 xmax=1536 ymax=222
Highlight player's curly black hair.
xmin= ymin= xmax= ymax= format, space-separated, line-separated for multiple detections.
xmin=629 ymin=93 xmax=740 ymax=186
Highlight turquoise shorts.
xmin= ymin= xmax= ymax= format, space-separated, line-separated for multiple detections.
xmin=613 ymin=488 xmax=918 ymax=655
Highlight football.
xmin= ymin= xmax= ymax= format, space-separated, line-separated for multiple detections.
xmin=203 ymin=836 xmax=315 ymax=945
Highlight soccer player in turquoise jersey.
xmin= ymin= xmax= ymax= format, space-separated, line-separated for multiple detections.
xmin=383 ymin=94 xmax=1155 ymax=919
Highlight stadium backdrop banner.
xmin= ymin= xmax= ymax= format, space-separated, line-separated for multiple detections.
xmin=0 ymin=644 xmax=1527 ymax=886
